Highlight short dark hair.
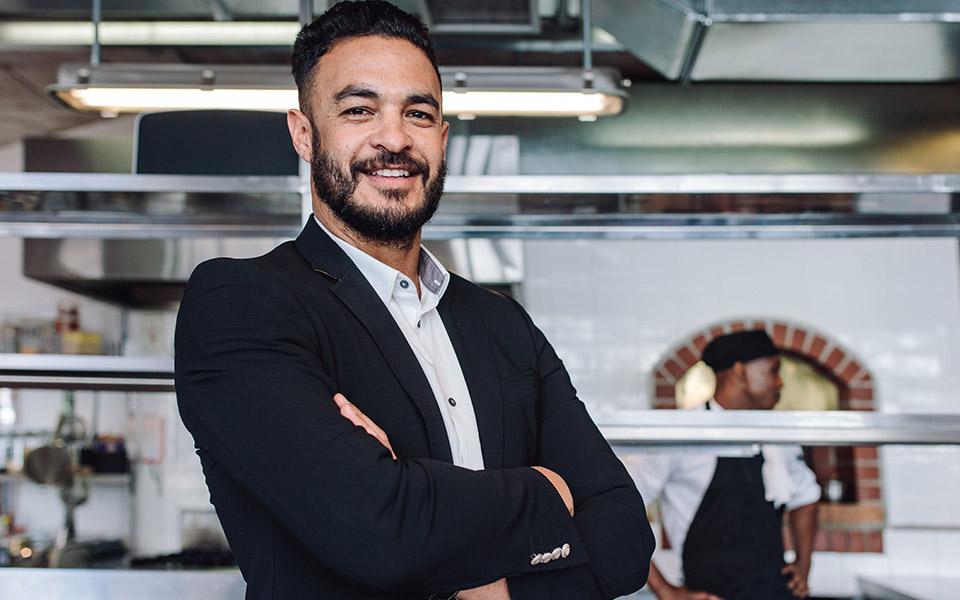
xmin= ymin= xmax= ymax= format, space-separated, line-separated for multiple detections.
xmin=290 ymin=0 xmax=441 ymax=112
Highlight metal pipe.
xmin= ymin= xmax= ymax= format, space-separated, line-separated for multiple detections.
xmin=299 ymin=0 xmax=314 ymax=27
xmin=91 ymin=0 xmax=101 ymax=67
xmin=581 ymin=0 xmax=593 ymax=72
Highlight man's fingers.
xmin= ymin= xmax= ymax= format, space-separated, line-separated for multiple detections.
xmin=333 ymin=393 xmax=397 ymax=459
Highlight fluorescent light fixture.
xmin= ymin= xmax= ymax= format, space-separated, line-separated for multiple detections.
xmin=49 ymin=64 xmax=628 ymax=118
xmin=0 ymin=21 xmax=300 ymax=46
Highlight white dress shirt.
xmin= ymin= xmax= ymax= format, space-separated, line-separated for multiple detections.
xmin=316 ymin=217 xmax=484 ymax=470
xmin=621 ymin=400 xmax=820 ymax=557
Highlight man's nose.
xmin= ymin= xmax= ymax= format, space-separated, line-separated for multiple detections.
xmin=370 ymin=111 xmax=413 ymax=154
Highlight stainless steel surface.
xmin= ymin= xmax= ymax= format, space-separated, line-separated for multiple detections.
xmin=0 ymin=568 xmax=245 ymax=600
xmin=0 ymin=354 xmax=174 ymax=392
xmin=858 ymin=575 xmax=960 ymax=600
xmin=20 ymin=235 xmax=521 ymax=307
xmin=600 ymin=410 xmax=960 ymax=446
xmin=594 ymin=0 xmax=960 ymax=82
xmin=424 ymin=213 xmax=960 ymax=241
xmin=2 ymin=172 xmax=958 ymax=194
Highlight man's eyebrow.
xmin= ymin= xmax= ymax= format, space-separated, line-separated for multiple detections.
xmin=333 ymin=85 xmax=380 ymax=103
xmin=406 ymin=93 xmax=440 ymax=111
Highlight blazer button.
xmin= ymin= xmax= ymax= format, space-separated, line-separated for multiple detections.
xmin=551 ymin=547 xmax=562 ymax=560
xmin=540 ymin=552 xmax=552 ymax=564
xmin=530 ymin=553 xmax=542 ymax=566
xmin=561 ymin=543 xmax=571 ymax=558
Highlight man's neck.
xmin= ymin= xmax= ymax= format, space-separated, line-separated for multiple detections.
xmin=315 ymin=207 xmax=423 ymax=294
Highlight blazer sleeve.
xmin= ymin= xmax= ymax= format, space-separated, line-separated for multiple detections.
xmin=500 ymin=296 xmax=656 ymax=600
xmin=175 ymin=258 xmax=586 ymax=595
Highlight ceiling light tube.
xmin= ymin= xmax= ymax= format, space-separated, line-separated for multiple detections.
xmin=49 ymin=64 xmax=628 ymax=118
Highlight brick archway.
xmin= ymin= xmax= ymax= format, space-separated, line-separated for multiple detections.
xmin=651 ymin=318 xmax=883 ymax=553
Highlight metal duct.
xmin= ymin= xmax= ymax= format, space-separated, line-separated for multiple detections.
xmin=593 ymin=0 xmax=960 ymax=81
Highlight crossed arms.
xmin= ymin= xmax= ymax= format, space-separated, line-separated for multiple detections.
xmin=175 ymin=256 xmax=654 ymax=598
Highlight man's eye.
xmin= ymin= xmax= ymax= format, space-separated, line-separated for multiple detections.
xmin=343 ymin=107 xmax=372 ymax=116
xmin=408 ymin=110 xmax=434 ymax=121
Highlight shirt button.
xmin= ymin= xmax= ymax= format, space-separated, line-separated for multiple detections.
xmin=399 ymin=280 xmax=409 ymax=289
xmin=417 ymin=320 xmax=421 ymax=328
xmin=448 ymin=397 xmax=457 ymax=407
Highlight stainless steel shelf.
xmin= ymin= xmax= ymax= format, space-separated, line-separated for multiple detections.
xmin=0 ymin=172 xmax=302 ymax=194
xmin=0 ymin=473 xmax=131 ymax=486
xmin=0 ymin=354 xmax=173 ymax=393
xmin=1 ymin=172 xmax=957 ymax=194
xmin=600 ymin=410 xmax=960 ymax=446
xmin=424 ymin=213 xmax=960 ymax=240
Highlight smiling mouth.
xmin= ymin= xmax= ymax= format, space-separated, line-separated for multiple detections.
xmin=367 ymin=168 xmax=414 ymax=178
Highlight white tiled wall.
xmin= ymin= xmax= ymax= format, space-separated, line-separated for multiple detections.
xmin=523 ymin=237 xmax=960 ymax=595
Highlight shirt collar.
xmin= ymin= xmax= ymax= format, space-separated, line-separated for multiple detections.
xmin=314 ymin=215 xmax=449 ymax=305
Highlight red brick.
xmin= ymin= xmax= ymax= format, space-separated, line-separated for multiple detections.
xmin=813 ymin=530 xmax=828 ymax=552
xmin=692 ymin=334 xmax=709 ymax=352
xmin=849 ymin=388 xmax=874 ymax=401
xmin=855 ymin=465 xmax=880 ymax=480
xmin=824 ymin=348 xmax=846 ymax=370
xmin=710 ymin=327 xmax=725 ymax=339
xmin=789 ymin=329 xmax=807 ymax=353
xmin=860 ymin=373 xmax=873 ymax=383
xmin=853 ymin=447 xmax=878 ymax=460
xmin=848 ymin=531 xmax=866 ymax=553
xmin=867 ymin=530 xmax=884 ymax=552
xmin=827 ymin=531 xmax=847 ymax=552
xmin=752 ymin=321 xmax=767 ymax=331
xmin=677 ymin=346 xmax=698 ymax=368
xmin=839 ymin=360 xmax=862 ymax=384
xmin=730 ymin=321 xmax=746 ymax=332
xmin=655 ymin=384 xmax=676 ymax=399
xmin=857 ymin=484 xmax=882 ymax=500
xmin=664 ymin=359 xmax=686 ymax=380
xmin=655 ymin=368 xmax=672 ymax=383
xmin=772 ymin=323 xmax=788 ymax=346
xmin=653 ymin=400 xmax=677 ymax=409
xmin=808 ymin=336 xmax=827 ymax=360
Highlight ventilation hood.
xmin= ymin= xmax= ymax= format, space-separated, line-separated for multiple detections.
xmin=593 ymin=0 xmax=960 ymax=82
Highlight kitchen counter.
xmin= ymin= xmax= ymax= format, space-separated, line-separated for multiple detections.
xmin=858 ymin=575 xmax=960 ymax=600
xmin=0 ymin=568 xmax=244 ymax=600
xmin=0 ymin=567 xmax=658 ymax=599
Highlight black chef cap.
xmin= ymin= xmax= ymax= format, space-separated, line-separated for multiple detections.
xmin=701 ymin=330 xmax=778 ymax=372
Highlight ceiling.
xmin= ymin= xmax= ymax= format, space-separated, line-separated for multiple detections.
xmin=0 ymin=0 xmax=958 ymax=150
xmin=0 ymin=0 xmax=655 ymax=148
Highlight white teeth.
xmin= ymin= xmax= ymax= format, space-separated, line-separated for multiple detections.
xmin=372 ymin=169 xmax=411 ymax=178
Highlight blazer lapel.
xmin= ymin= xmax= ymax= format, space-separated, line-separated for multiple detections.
xmin=294 ymin=220 xmax=453 ymax=463
xmin=439 ymin=282 xmax=504 ymax=469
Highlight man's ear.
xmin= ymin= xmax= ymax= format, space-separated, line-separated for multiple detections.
xmin=287 ymin=108 xmax=314 ymax=163
xmin=730 ymin=361 xmax=747 ymax=383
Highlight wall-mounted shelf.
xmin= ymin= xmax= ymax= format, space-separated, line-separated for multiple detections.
xmin=2 ymin=172 xmax=959 ymax=240
xmin=600 ymin=410 xmax=960 ymax=446
xmin=0 ymin=354 xmax=173 ymax=392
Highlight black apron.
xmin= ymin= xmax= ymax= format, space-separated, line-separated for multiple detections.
xmin=681 ymin=450 xmax=796 ymax=600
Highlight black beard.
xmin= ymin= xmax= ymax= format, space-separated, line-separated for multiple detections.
xmin=311 ymin=141 xmax=446 ymax=248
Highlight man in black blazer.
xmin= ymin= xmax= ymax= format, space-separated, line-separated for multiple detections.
xmin=174 ymin=2 xmax=654 ymax=599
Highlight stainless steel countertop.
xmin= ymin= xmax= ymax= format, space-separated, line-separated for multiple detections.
xmin=858 ymin=575 xmax=960 ymax=600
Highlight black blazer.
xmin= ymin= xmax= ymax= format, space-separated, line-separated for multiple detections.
xmin=175 ymin=219 xmax=653 ymax=599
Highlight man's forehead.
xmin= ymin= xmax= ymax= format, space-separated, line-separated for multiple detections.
xmin=314 ymin=35 xmax=439 ymax=82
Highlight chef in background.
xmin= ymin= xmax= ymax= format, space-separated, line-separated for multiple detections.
xmin=623 ymin=330 xmax=820 ymax=600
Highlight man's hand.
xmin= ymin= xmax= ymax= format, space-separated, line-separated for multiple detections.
xmin=531 ymin=466 xmax=574 ymax=516
xmin=333 ymin=393 xmax=396 ymax=459
xmin=457 ymin=578 xmax=511 ymax=600
xmin=782 ymin=560 xmax=811 ymax=598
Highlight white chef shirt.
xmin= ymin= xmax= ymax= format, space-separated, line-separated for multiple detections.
xmin=317 ymin=217 xmax=484 ymax=470
xmin=621 ymin=399 xmax=820 ymax=557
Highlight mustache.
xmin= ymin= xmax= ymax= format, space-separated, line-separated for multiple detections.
xmin=350 ymin=150 xmax=429 ymax=181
